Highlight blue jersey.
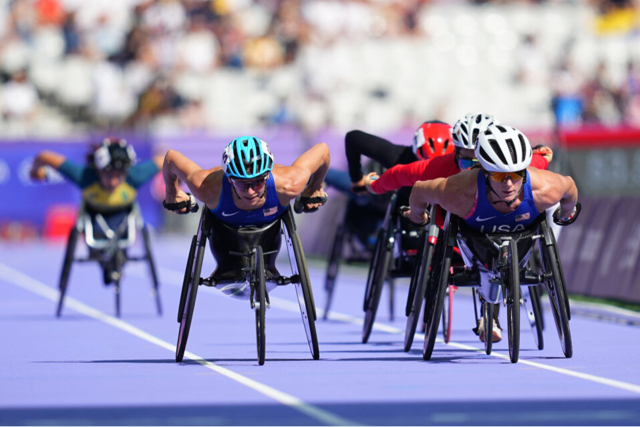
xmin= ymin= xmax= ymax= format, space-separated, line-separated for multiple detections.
xmin=463 ymin=170 xmax=540 ymax=233
xmin=211 ymin=173 xmax=289 ymax=226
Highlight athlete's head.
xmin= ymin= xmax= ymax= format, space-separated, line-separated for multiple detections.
xmin=452 ymin=113 xmax=499 ymax=171
xmin=91 ymin=137 xmax=137 ymax=191
xmin=476 ymin=124 xmax=532 ymax=202
xmin=222 ymin=136 xmax=274 ymax=205
xmin=412 ymin=121 xmax=453 ymax=161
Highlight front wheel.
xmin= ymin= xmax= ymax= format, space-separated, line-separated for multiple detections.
xmin=323 ymin=224 xmax=345 ymax=319
xmin=483 ymin=302 xmax=493 ymax=355
xmin=142 ymin=224 xmax=162 ymax=316
xmin=442 ymin=285 xmax=454 ymax=344
xmin=57 ymin=227 xmax=79 ymax=317
xmin=363 ymin=228 xmax=391 ymax=344
xmin=255 ymin=246 xmax=266 ymax=366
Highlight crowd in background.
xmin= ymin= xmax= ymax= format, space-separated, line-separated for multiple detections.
xmin=0 ymin=0 xmax=639 ymax=138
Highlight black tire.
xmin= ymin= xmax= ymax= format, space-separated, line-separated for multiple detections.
xmin=115 ymin=280 xmax=121 ymax=318
xmin=142 ymin=224 xmax=162 ymax=316
xmin=255 ymin=246 xmax=266 ymax=366
xmin=423 ymin=228 xmax=452 ymax=361
xmin=483 ymin=302 xmax=493 ymax=355
xmin=404 ymin=232 xmax=434 ymax=352
xmin=530 ymin=284 xmax=545 ymax=331
xmin=541 ymin=232 xmax=573 ymax=358
xmin=323 ymin=224 xmax=345 ymax=319
xmin=363 ymin=228 xmax=391 ymax=344
xmin=525 ymin=286 xmax=544 ymax=350
xmin=549 ymin=228 xmax=571 ymax=320
xmin=442 ymin=287 xmax=453 ymax=344
xmin=176 ymin=234 xmax=206 ymax=363
xmin=56 ymin=227 xmax=79 ymax=317
xmin=177 ymin=236 xmax=197 ymax=323
xmin=388 ymin=279 xmax=395 ymax=322
xmin=506 ymin=240 xmax=520 ymax=363
xmin=283 ymin=213 xmax=320 ymax=360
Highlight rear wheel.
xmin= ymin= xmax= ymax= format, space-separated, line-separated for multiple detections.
xmin=540 ymin=232 xmax=572 ymax=358
xmin=142 ymin=225 xmax=162 ymax=316
xmin=255 ymin=246 xmax=266 ymax=366
xmin=522 ymin=286 xmax=544 ymax=350
xmin=323 ymin=224 xmax=345 ymax=319
xmin=176 ymin=234 xmax=206 ymax=363
xmin=363 ymin=228 xmax=391 ymax=344
xmin=57 ymin=227 xmax=79 ymax=318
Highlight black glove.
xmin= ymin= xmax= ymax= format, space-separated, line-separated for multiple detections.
xmin=163 ymin=193 xmax=199 ymax=214
xmin=294 ymin=194 xmax=328 ymax=214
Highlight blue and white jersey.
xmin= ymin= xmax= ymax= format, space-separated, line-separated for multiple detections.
xmin=210 ymin=173 xmax=289 ymax=227
xmin=463 ymin=170 xmax=540 ymax=233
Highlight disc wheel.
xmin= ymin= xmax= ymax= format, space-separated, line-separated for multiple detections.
xmin=56 ymin=227 xmax=79 ymax=317
xmin=255 ymin=246 xmax=266 ymax=366
xmin=176 ymin=232 xmax=206 ymax=363
xmin=363 ymin=228 xmax=391 ymax=344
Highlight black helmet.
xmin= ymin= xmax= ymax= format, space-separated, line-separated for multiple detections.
xmin=94 ymin=137 xmax=137 ymax=172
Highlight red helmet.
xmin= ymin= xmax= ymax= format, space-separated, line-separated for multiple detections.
xmin=412 ymin=121 xmax=454 ymax=160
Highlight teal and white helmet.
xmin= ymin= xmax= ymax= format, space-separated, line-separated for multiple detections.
xmin=222 ymin=136 xmax=274 ymax=179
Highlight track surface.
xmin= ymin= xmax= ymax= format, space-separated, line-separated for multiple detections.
xmin=2 ymin=235 xmax=640 ymax=426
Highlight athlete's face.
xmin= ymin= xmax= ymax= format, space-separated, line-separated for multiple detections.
xmin=98 ymin=170 xmax=127 ymax=192
xmin=229 ymin=175 xmax=268 ymax=207
xmin=488 ymin=171 xmax=525 ymax=201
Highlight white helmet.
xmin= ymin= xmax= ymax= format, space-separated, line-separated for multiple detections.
xmin=475 ymin=124 xmax=533 ymax=172
xmin=452 ymin=113 xmax=499 ymax=149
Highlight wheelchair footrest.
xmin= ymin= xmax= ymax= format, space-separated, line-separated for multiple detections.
xmin=275 ymin=275 xmax=300 ymax=285
xmin=520 ymin=270 xmax=543 ymax=285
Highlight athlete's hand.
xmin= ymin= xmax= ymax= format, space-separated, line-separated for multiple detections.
xmin=30 ymin=165 xmax=47 ymax=181
xmin=363 ymin=172 xmax=380 ymax=194
xmin=533 ymin=145 xmax=553 ymax=163
xmin=402 ymin=206 xmax=429 ymax=225
xmin=163 ymin=189 xmax=191 ymax=214
xmin=299 ymin=187 xmax=328 ymax=212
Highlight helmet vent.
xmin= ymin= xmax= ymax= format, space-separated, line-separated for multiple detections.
xmin=505 ymin=138 xmax=517 ymax=163
xmin=428 ymin=138 xmax=435 ymax=153
xmin=443 ymin=139 xmax=449 ymax=153
xmin=496 ymin=125 xmax=507 ymax=133
xmin=518 ymin=134 xmax=527 ymax=162
xmin=475 ymin=115 xmax=482 ymax=124
xmin=472 ymin=129 xmax=480 ymax=146
xmin=479 ymin=146 xmax=495 ymax=165
xmin=489 ymin=139 xmax=508 ymax=164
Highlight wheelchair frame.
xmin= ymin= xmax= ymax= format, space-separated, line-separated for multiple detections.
xmin=56 ymin=201 xmax=161 ymax=318
xmin=175 ymin=206 xmax=320 ymax=366
xmin=421 ymin=210 xmax=572 ymax=363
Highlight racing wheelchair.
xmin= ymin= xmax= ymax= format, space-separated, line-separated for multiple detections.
xmin=175 ymin=203 xmax=320 ymax=366
xmin=56 ymin=201 xmax=162 ymax=318
xmin=362 ymin=190 xmax=426 ymax=343
xmin=420 ymin=204 xmax=580 ymax=363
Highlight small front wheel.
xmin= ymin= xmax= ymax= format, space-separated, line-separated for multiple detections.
xmin=255 ymin=246 xmax=266 ymax=366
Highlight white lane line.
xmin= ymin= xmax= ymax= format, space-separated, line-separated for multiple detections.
xmin=0 ymin=263 xmax=358 ymax=427
xmin=156 ymin=266 xmax=640 ymax=396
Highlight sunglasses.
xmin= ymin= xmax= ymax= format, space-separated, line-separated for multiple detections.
xmin=489 ymin=171 xmax=525 ymax=183
xmin=457 ymin=157 xmax=478 ymax=170
xmin=231 ymin=175 xmax=268 ymax=191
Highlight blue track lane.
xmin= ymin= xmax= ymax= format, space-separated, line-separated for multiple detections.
xmin=1 ymin=236 xmax=640 ymax=426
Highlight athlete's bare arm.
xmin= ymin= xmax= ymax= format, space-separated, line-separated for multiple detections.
xmin=30 ymin=151 xmax=66 ymax=181
xmin=163 ymin=149 xmax=224 ymax=212
xmin=273 ymin=142 xmax=330 ymax=209
xmin=407 ymin=170 xmax=478 ymax=224
xmin=529 ymin=168 xmax=578 ymax=217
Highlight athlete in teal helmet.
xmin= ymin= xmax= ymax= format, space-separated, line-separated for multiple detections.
xmin=162 ymin=136 xmax=329 ymax=224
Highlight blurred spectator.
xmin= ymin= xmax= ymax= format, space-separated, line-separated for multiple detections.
xmin=621 ymin=60 xmax=640 ymax=127
xmin=551 ymin=59 xmax=584 ymax=129
xmin=129 ymin=75 xmax=184 ymax=128
xmin=581 ymin=61 xmax=621 ymax=126
xmin=35 ymin=0 xmax=64 ymax=26
xmin=177 ymin=16 xmax=219 ymax=72
xmin=1 ymin=69 xmax=39 ymax=121
xmin=62 ymin=11 xmax=81 ymax=54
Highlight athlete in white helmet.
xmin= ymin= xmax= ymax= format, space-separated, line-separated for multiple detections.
xmin=403 ymin=124 xmax=578 ymax=342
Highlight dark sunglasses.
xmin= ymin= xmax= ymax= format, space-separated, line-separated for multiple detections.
xmin=231 ymin=175 xmax=268 ymax=191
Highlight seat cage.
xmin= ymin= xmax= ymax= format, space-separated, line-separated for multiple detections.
xmin=77 ymin=202 xmax=139 ymax=251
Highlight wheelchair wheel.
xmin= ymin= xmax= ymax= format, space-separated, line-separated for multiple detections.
xmin=363 ymin=227 xmax=391 ymax=344
xmin=423 ymin=226 xmax=453 ymax=360
xmin=540 ymin=228 xmax=572 ymax=358
xmin=522 ymin=286 xmax=544 ymax=350
xmin=56 ymin=227 xmax=79 ymax=317
xmin=176 ymin=232 xmax=207 ymax=363
xmin=178 ymin=236 xmax=197 ymax=323
xmin=255 ymin=246 xmax=266 ymax=366
xmin=404 ymin=232 xmax=434 ymax=352
xmin=283 ymin=212 xmax=320 ymax=360
xmin=549 ymin=228 xmax=571 ymax=320
xmin=483 ymin=302 xmax=493 ymax=355
xmin=505 ymin=240 xmax=520 ymax=363
xmin=114 ymin=280 xmax=121 ymax=318
xmin=323 ymin=224 xmax=345 ymax=319
xmin=142 ymin=224 xmax=162 ymax=316
xmin=388 ymin=279 xmax=395 ymax=321
xmin=442 ymin=285 xmax=454 ymax=344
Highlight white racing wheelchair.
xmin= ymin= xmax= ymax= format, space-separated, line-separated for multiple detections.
xmin=56 ymin=201 xmax=161 ymax=318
